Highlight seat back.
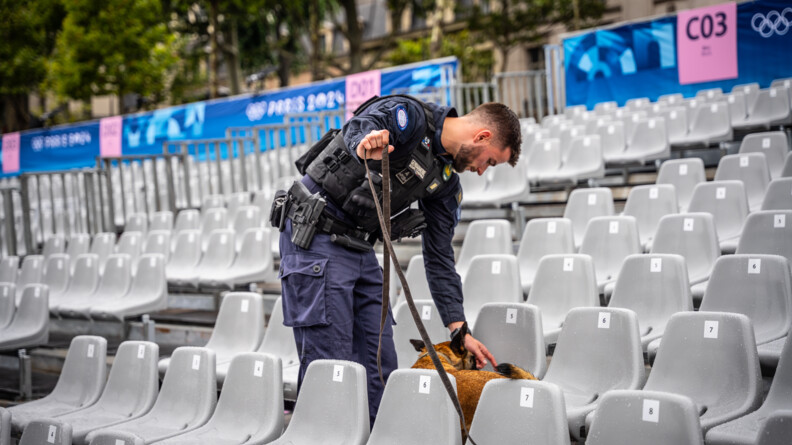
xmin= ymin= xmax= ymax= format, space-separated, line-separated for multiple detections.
xmin=623 ymin=184 xmax=678 ymax=248
xmin=456 ymin=220 xmax=512 ymax=279
xmin=205 ymin=292 xmax=265 ymax=361
xmin=563 ymin=188 xmax=615 ymax=248
xmin=726 ymin=91 xmax=748 ymax=124
xmin=763 ymin=335 xmax=792 ymax=409
xmin=66 ymin=254 xmax=100 ymax=297
xmin=65 ymin=234 xmax=91 ymax=269
xmin=736 ymin=210 xmax=792 ymax=266
xmin=700 ymin=255 xmax=792 ymax=344
xmin=609 ymin=254 xmax=692 ymax=339
xmin=115 ymin=232 xmax=142 ymax=265
xmin=473 ymin=303 xmax=547 ymax=378
xmin=526 ymin=139 xmax=562 ymax=181
xmin=127 ymin=254 xmax=167 ymax=305
xmin=226 ymin=192 xmax=251 ymax=217
xmin=645 ymin=312 xmax=762 ymax=426
xmin=714 ymin=153 xmax=771 ymax=210
xmin=125 ymin=213 xmax=148 ymax=234
xmin=393 ymin=299 xmax=449 ymax=369
xmin=688 ymin=180 xmax=749 ymax=243
xmin=756 ymin=410 xmax=792 ymax=444
xmin=4 ymin=285 xmax=49 ymax=347
xmin=368 ymin=369 xmax=462 ymax=445
xmin=594 ymin=101 xmax=617 ymax=114
xmin=251 ymin=191 xmax=273 ymax=223
xmin=658 ymin=93 xmax=684 ymax=106
xmin=0 ymin=407 xmax=9 ymax=445
xmin=657 ymin=158 xmax=706 ymax=212
xmin=398 ymin=255 xmax=431 ymax=303
xmin=149 ymin=211 xmax=173 ymax=231
xmin=627 ymin=117 xmax=669 ymax=160
xmin=733 ymin=82 xmax=760 ymax=108
xmin=257 ymin=297 xmax=299 ymax=368
xmin=747 ymin=86 xmax=791 ymax=126
xmin=149 ymin=347 xmax=217 ymax=427
xmin=527 ymin=254 xmax=599 ymax=329
xmin=17 ymin=255 xmax=44 ymax=302
xmin=97 ymin=341 xmax=159 ymax=417
xmin=142 ymin=230 xmax=171 ymax=263
xmin=651 ymin=213 xmax=720 ymax=283
xmin=168 ymin=230 xmax=202 ymax=269
xmin=560 ymin=135 xmax=604 ymax=180
xmin=580 ymin=216 xmax=641 ymax=285
xmin=90 ymin=233 xmax=117 ymax=272
xmin=658 ymin=107 xmax=689 ymax=143
xmin=49 ymin=335 xmax=108 ymax=408
xmin=201 ymin=194 xmax=226 ymax=212
xmin=232 ymin=206 xmax=261 ymax=250
xmin=696 ymin=88 xmax=724 ymax=102
xmin=43 ymin=254 xmax=71 ymax=296
xmin=19 ymin=419 xmax=72 ymax=445
xmin=199 ymin=229 xmax=236 ymax=270
xmin=0 ymin=283 xmax=15 ymax=329
xmin=559 ymin=125 xmax=587 ymax=159
xmin=543 ymin=308 xmax=645 ymax=402
xmin=277 ymin=360 xmax=369 ymax=445
xmin=762 ymin=177 xmax=792 ymax=211
xmin=740 ymin=131 xmax=789 ymax=179
xmin=205 ymin=353 xmax=284 ymax=443
xmin=233 ymin=228 xmax=274 ymax=280
xmin=462 ymin=255 xmax=521 ymax=326
xmin=468 ymin=379 xmax=570 ymax=445
xmin=784 ymin=152 xmax=792 ymax=177
xmin=200 ymin=208 xmax=229 ymax=250
xmin=42 ymin=235 xmax=66 ymax=258
xmin=587 ymin=390 xmax=704 ymax=445
xmin=174 ymin=209 xmax=200 ymax=233
xmin=516 ymin=218 xmax=574 ymax=293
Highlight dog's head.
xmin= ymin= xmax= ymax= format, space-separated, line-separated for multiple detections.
xmin=409 ymin=322 xmax=476 ymax=371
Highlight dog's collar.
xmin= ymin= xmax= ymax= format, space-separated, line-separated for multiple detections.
xmin=417 ymin=350 xmax=456 ymax=368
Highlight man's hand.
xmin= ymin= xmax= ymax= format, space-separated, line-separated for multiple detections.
xmin=465 ymin=334 xmax=497 ymax=369
xmin=356 ymin=129 xmax=395 ymax=160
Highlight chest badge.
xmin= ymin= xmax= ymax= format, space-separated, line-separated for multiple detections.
xmin=422 ymin=136 xmax=431 ymax=148
xmin=442 ymin=164 xmax=452 ymax=181
xmin=396 ymin=106 xmax=408 ymax=130
xmin=408 ymin=159 xmax=427 ymax=180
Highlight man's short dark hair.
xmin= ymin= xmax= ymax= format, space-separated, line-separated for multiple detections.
xmin=468 ymin=102 xmax=522 ymax=166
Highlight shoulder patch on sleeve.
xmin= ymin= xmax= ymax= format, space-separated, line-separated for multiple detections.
xmin=396 ymin=105 xmax=408 ymax=130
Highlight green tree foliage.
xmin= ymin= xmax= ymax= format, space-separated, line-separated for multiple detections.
xmin=49 ymin=0 xmax=178 ymax=107
xmin=387 ymin=30 xmax=493 ymax=82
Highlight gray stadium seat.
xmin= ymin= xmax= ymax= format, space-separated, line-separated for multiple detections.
xmin=527 ymin=254 xmax=598 ymax=346
xmin=393 ymin=299 xmax=449 ymax=369
xmin=173 ymin=209 xmax=200 ymax=233
xmin=546 ymin=135 xmax=605 ymax=183
xmin=579 ymin=215 xmax=642 ymax=292
xmin=195 ymin=229 xmax=236 ymax=289
xmin=85 ymin=347 xmax=217 ymax=444
xmin=734 ymin=86 xmax=792 ymax=130
xmin=42 ymin=235 xmax=66 ymax=258
xmin=617 ymin=117 xmax=670 ymax=164
xmin=700 ymin=255 xmax=791 ymax=356
xmin=149 ymin=211 xmax=173 ymax=232
xmin=688 ymin=180 xmax=749 ymax=254
xmin=253 ymin=296 xmax=299 ymax=400
xmin=0 ymin=285 xmax=49 ymax=351
xmin=226 ymin=192 xmax=251 ymax=218
xmin=542 ymin=307 xmax=644 ymax=440
xmin=367 ymin=369 xmax=462 ymax=445
xmin=563 ymin=187 xmax=615 ymax=249
xmin=455 ymin=219 xmax=512 ymax=281
xmin=622 ymin=184 xmax=678 ymax=251
xmin=0 ymin=408 xmax=9 ymax=445
xmin=0 ymin=256 xmax=19 ymax=285
xmin=88 ymin=431 xmax=145 ymax=445
xmin=153 ymin=353 xmax=284 ymax=445
xmin=651 ymin=213 xmax=720 ymax=301
xmin=739 ymin=131 xmax=789 ymax=179
xmin=468 ymin=379 xmax=570 ymax=445
xmin=125 ymin=213 xmax=148 ymax=235
xmin=159 ymin=292 xmax=264 ymax=377
xmin=732 ymin=83 xmax=760 ymax=108
xmin=657 ymin=158 xmax=706 ymax=212
xmin=587 ymin=390 xmax=704 ymax=445
xmin=516 ymin=217 xmax=574 ymax=295
xmin=714 ymin=153 xmax=771 ymax=212
xmin=56 ymin=254 xmax=132 ymax=319
xmin=231 ymin=206 xmax=261 ymax=250
xmin=526 ymin=138 xmax=562 ymax=183
xmin=200 ymin=208 xmax=228 ymax=250
xmin=66 ymin=235 xmax=92 ymax=265
xmin=608 ymin=254 xmax=693 ymax=351
xmin=9 ymin=336 xmax=107 ymax=430
xmin=462 ymin=254 xmax=522 ymax=327
xmin=696 ymin=88 xmax=724 ymax=102
xmin=736 ymin=210 xmax=792 ymax=267
xmin=268 ymin=360 xmax=369 ymax=445
xmin=90 ymin=254 xmax=167 ymax=320
xmin=18 ymin=419 xmax=72 ymax=445
xmin=166 ymin=230 xmax=202 ymax=286
xmin=395 ymin=255 xmax=432 ymax=306
xmin=55 ymin=341 xmax=159 ymax=445
xmin=472 ymin=303 xmax=547 ymax=378
xmin=658 ymin=93 xmax=684 ymax=106
xmin=754 ymin=411 xmax=792 ymax=444
xmin=594 ymin=101 xmax=617 ymax=114
xmin=784 ymin=152 xmax=792 ymax=177
xmin=225 ymin=228 xmax=276 ymax=285
xmin=597 ymin=120 xmax=626 ymax=161
xmin=0 ymin=284 xmax=14 ymax=329
xmin=761 ymin=178 xmax=792 ymax=211
xmin=16 ymin=255 xmax=43 ymax=305
xmin=51 ymin=254 xmax=100 ymax=315
xmin=142 ymin=230 xmax=171 ymax=263
xmin=656 ymin=107 xmax=688 ymax=144
xmin=201 ymin=194 xmax=226 ymax=212
xmin=115 ymin=232 xmax=142 ymax=270
xmin=643 ymin=312 xmax=762 ymax=432
xmin=672 ymin=101 xmax=732 ymax=147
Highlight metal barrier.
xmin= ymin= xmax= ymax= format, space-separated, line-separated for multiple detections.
xmin=544 ymin=44 xmax=565 ymax=116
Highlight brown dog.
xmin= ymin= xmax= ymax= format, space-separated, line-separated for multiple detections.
xmin=410 ymin=322 xmax=537 ymax=435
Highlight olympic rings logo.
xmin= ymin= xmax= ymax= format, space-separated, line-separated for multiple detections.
xmin=751 ymin=8 xmax=792 ymax=38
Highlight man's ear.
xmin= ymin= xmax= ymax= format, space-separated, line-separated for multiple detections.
xmin=410 ymin=339 xmax=426 ymax=352
xmin=474 ymin=129 xmax=492 ymax=144
xmin=449 ymin=322 xmax=469 ymax=355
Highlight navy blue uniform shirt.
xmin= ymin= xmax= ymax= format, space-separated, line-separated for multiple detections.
xmin=341 ymin=96 xmax=465 ymax=327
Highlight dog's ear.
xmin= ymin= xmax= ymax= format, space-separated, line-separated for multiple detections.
xmin=409 ymin=339 xmax=426 ymax=352
xmin=449 ymin=322 xmax=469 ymax=356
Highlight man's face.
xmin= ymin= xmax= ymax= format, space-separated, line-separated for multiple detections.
xmin=452 ymin=140 xmax=512 ymax=176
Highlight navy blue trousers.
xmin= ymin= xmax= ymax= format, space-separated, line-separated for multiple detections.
xmin=279 ymin=219 xmax=397 ymax=427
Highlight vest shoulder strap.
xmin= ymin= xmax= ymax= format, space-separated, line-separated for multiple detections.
xmin=352 ymin=94 xmax=436 ymax=133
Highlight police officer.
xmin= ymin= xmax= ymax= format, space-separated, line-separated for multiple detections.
xmin=277 ymin=95 xmax=522 ymax=426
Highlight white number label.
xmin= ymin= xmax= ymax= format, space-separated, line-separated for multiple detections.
xmin=716 ymin=187 xmax=726 ymax=200
xmin=419 ymin=375 xmax=431 ymax=394
xmin=649 ymin=187 xmax=659 ymax=199
xmin=650 ymin=258 xmax=662 ymax=273
xmin=598 ymin=312 xmax=611 ymax=329
xmin=609 ymin=221 xmax=620 ymax=234
xmin=486 ymin=226 xmax=495 ymax=238
xmin=137 ymin=344 xmax=146 ymax=359
xmin=506 ymin=308 xmax=518 ymax=324
xmin=748 ymin=259 xmax=761 ymax=274
xmin=491 ymin=261 xmax=502 ymax=275
xmin=588 ymin=194 xmax=597 ymax=205
xmin=254 ymin=360 xmax=264 ymax=377
xmin=47 ymin=425 xmax=57 ymax=443
xmin=116 ymin=440 xmax=125 ymax=445
xmin=241 ymin=299 xmax=249 ymax=313
xmin=762 ymin=138 xmax=771 ymax=149
xmin=679 ymin=164 xmax=688 ymax=176
xmin=583 ymin=137 xmax=591 ymax=146
xmin=740 ymin=156 xmax=750 ymax=167
xmin=547 ymin=221 xmax=557 ymax=234
xmin=775 ymin=214 xmax=786 ymax=228
xmin=333 ymin=365 xmax=344 ymax=382
xmin=643 ymin=399 xmax=660 ymax=423
xmin=648 ymin=119 xmax=656 ymax=129
xmin=520 ymin=387 xmax=535 ymax=408
xmin=421 ymin=305 xmax=432 ymax=321
xmin=683 ymin=218 xmax=695 ymax=232
xmin=563 ymin=257 xmax=574 ymax=272
xmin=704 ymin=320 xmax=719 ymax=339
xmin=87 ymin=344 xmax=95 ymax=358
xmin=192 ymin=354 xmax=201 ymax=370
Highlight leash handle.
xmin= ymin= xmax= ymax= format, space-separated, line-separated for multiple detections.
xmin=365 ymin=147 xmax=478 ymax=445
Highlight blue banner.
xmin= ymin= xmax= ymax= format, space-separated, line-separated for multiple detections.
xmin=1 ymin=58 xmax=458 ymax=174
xmin=563 ymin=0 xmax=792 ymax=108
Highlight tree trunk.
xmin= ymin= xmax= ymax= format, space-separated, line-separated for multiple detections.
xmin=208 ymin=0 xmax=220 ymax=99
xmin=0 ymin=94 xmax=30 ymax=133
xmin=340 ymin=0 xmax=363 ymax=73
xmin=227 ymin=18 xmax=242 ymax=95
xmin=429 ymin=0 xmax=446 ymax=58
xmin=309 ymin=0 xmax=323 ymax=81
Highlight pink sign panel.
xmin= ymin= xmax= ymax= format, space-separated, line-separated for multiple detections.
xmin=345 ymin=70 xmax=381 ymax=120
xmin=100 ymin=116 xmax=123 ymax=158
xmin=2 ymin=132 xmax=20 ymax=174
xmin=677 ymin=2 xmax=738 ymax=85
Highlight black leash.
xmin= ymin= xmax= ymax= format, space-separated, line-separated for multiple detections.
xmin=365 ymin=147 xmax=477 ymax=445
